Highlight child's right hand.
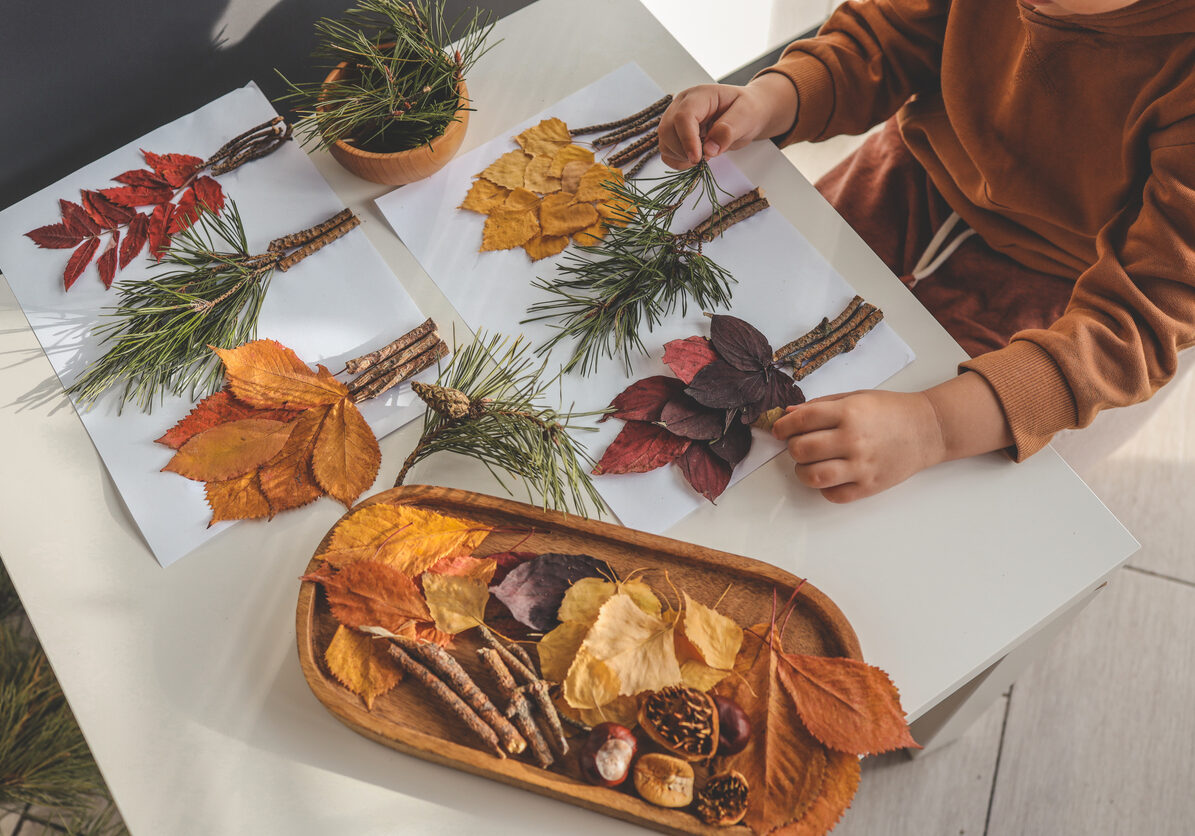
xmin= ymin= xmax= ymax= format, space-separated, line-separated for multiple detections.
xmin=658 ymin=75 xmax=799 ymax=170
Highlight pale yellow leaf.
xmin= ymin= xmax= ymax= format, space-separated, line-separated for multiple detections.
xmin=549 ymin=144 xmax=595 ymax=177
xmin=682 ymin=591 xmax=743 ymax=671
xmin=681 ymin=659 xmax=731 ymax=691
xmin=421 ymin=572 xmax=488 ymax=634
xmin=562 ymin=647 xmax=621 ymax=710
xmin=538 ymin=620 xmax=591 ymax=682
xmin=478 ymin=149 xmax=532 ymax=190
xmin=556 ymin=694 xmax=639 ymax=730
xmin=557 ymin=577 xmax=661 ymax=625
xmin=576 ymin=591 xmax=681 ymax=698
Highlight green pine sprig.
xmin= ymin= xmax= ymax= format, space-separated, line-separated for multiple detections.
xmin=395 ymin=332 xmax=604 ymax=516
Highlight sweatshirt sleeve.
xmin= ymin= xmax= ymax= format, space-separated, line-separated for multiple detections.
xmin=962 ymin=132 xmax=1195 ymax=460
xmin=756 ymin=0 xmax=951 ymax=144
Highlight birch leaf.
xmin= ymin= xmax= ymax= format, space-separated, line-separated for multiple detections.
xmin=422 ymin=572 xmax=489 ymax=634
xmin=572 ymin=591 xmax=682 ymax=699
xmin=324 ymin=625 xmax=401 ymax=709
xmin=319 ymin=504 xmax=491 ymax=573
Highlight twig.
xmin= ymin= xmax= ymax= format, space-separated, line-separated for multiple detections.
xmin=276 ymin=213 xmax=361 ymax=271
xmin=593 ymin=115 xmax=661 ymax=149
xmin=206 ymin=117 xmax=292 ymax=175
xmin=784 ymin=301 xmax=875 ymax=367
xmin=569 ymin=95 xmax=672 ymax=136
xmin=477 ymin=648 xmax=553 ymax=768
xmin=349 ymin=331 xmax=442 ymax=391
xmin=772 ymin=296 xmax=864 ymax=362
xmin=624 ymin=146 xmax=659 ymax=179
xmin=790 ymin=307 xmax=883 ymax=381
xmin=349 ymin=340 xmax=448 ymax=403
xmin=479 ymin=625 xmax=538 ymax=683
xmin=528 ymin=679 xmax=569 ymax=757
xmin=607 ymin=131 xmax=658 ymax=170
xmin=268 ymin=208 xmax=354 ymax=252
xmin=345 ymin=318 xmax=437 ymax=374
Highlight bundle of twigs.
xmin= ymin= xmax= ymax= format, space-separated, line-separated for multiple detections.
xmin=773 ymin=295 xmax=885 ymax=380
xmin=343 ymin=318 xmax=449 ymax=402
xmin=570 ymin=94 xmax=671 ymax=178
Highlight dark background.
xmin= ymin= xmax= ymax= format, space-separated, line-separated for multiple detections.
xmin=0 ymin=0 xmax=797 ymax=211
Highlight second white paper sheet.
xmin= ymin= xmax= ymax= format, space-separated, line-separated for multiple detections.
xmin=378 ymin=63 xmax=914 ymax=535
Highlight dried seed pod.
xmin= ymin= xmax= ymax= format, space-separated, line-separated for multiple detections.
xmin=633 ymin=753 xmax=694 ymax=808
xmin=695 ymin=770 xmax=750 ymax=826
xmin=638 ymin=685 xmax=719 ymax=762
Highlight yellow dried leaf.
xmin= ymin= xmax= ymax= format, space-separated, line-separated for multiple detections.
xmin=682 ymin=591 xmax=743 ymax=671
xmin=205 ymin=471 xmax=272 ymax=523
xmin=753 ymin=406 xmax=785 ymax=432
xmin=515 ymin=117 xmax=571 ymax=157
xmin=503 ymin=187 xmax=542 ymax=212
xmin=320 ymin=503 xmax=492 ymax=573
xmin=481 ymin=207 xmax=540 ymax=251
xmin=572 ymin=221 xmax=607 ymax=246
xmin=522 ymin=154 xmax=561 ymax=193
xmin=558 ymin=578 xmax=661 ymax=624
xmin=459 ymin=179 xmax=510 ymax=214
xmin=422 ymin=572 xmax=488 ymax=634
xmin=596 ymin=192 xmax=636 ymax=228
xmin=573 ymin=591 xmax=682 ymax=699
xmin=540 ymin=193 xmax=599 ymax=237
xmin=574 ymin=164 xmax=624 ymax=203
xmin=681 ymin=659 xmax=731 ymax=691
xmin=556 ymin=694 xmax=639 ymax=730
xmin=522 ymin=234 xmax=569 ymax=261
xmin=538 ymin=620 xmax=591 ymax=682
xmin=478 ymin=150 xmax=532 ymax=190
xmin=550 ymin=144 xmax=595 ymax=177
xmin=562 ymin=648 xmax=621 ymax=710
xmin=560 ymin=160 xmax=591 ymax=194
xmin=324 ymin=625 xmax=401 ymax=709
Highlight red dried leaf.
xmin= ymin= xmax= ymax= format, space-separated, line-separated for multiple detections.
xmin=63 ymin=237 xmax=101 ymax=291
xmin=603 ymin=375 xmax=685 ymax=423
xmin=119 ymin=213 xmax=149 ymax=268
xmin=686 ymin=360 xmax=766 ymax=410
xmin=82 ymin=190 xmax=134 ymax=228
xmin=155 ymin=388 xmax=300 ymax=450
xmin=592 ymin=421 xmax=691 ymax=475
xmin=709 ymin=314 xmax=773 ymax=372
xmin=147 ymin=203 xmax=173 ymax=258
xmin=25 ymin=223 xmax=84 ymax=249
xmin=142 ymin=150 xmax=204 ymax=188
xmin=113 ymin=168 xmax=169 ymax=189
xmin=99 ymin=185 xmax=174 ymax=208
xmin=59 ymin=199 xmax=100 ymax=237
xmin=776 ymin=652 xmax=920 ymax=756
xmin=97 ymin=232 xmax=120 ymax=288
xmin=709 ymin=418 xmax=752 ymax=467
xmin=676 ymin=442 xmax=732 ymax=502
xmin=659 ymin=393 xmax=724 ymax=440
xmin=662 ymin=335 xmax=718 ymax=384
xmin=168 ymin=187 xmax=200 ymax=234
xmin=191 ymin=175 xmax=224 ymax=214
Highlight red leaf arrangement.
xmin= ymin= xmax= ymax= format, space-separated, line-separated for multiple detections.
xmin=593 ymin=315 xmax=805 ymax=502
xmin=25 ymin=149 xmax=223 ymax=291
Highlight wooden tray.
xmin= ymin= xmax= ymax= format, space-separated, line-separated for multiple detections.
xmin=296 ymin=486 xmax=862 ymax=835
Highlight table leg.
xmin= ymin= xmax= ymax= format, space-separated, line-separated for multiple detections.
xmin=907 ymin=579 xmax=1109 ymax=758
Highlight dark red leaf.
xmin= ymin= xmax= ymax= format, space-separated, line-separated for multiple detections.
xmin=489 ymin=553 xmax=612 ymax=632
xmin=603 ymin=375 xmax=685 ymax=423
xmin=659 ymin=393 xmax=725 ymax=440
xmin=97 ymin=232 xmax=120 ymax=289
xmin=147 ymin=203 xmax=173 ymax=258
xmin=155 ymin=387 xmax=302 ymax=449
xmin=63 ymin=237 xmax=101 ymax=290
xmin=742 ymin=367 xmax=805 ymax=425
xmin=119 ymin=213 xmax=150 ymax=268
xmin=662 ymin=336 xmax=718 ymax=384
xmin=168 ymin=187 xmax=200 ymax=234
xmin=709 ymin=314 xmax=773 ymax=372
xmin=593 ymin=421 xmax=691 ymax=475
xmin=710 ymin=419 xmax=752 ymax=467
xmin=677 ymin=442 xmax=733 ymax=502
xmin=113 ymin=169 xmax=169 ymax=189
xmin=26 ymin=223 xmax=84 ymax=249
xmin=142 ymin=150 xmax=204 ymax=188
xmin=686 ymin=360 xmax=766 ymax=410
xmin=191 ymin=176 xmax=224 ymax=214
xmin=59 ymin=199 xmax=100 ymax=236
xmin=82 ymin=190 xmax=134 ymax=228
xmin=99 ymin=185 xmax=174 ymax=208
xmin=486 ymin=551 xmax=538 ymax=586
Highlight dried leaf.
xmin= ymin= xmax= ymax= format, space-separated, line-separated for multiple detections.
xmin=686 ymin=360 xmax=766 ymax=410
xmin=555 ymin=693 xmax=639 ymax=729
xmin=560 ymin=159 xmax=591 ymax=194
xmin=113 ymin=169 xmax=169 ymax=189
xmin=62 ymin=237 xmax=101 ymax=291
xmin=773 ymin=750 xmax=861 ymax=836
xmin=205 ymin=471 xmax=272 ymax=523
xmin=680 ymin=660 xmax=731 ymax=691
xmin=142 ymin=150 xmax=204 ymax=187
xmin=169 ymin=186 xmax=201 ymax=234
xmin=540 ymin=193 xmax=599 ymax=237
xmin=25 ymin=223 xmax=84 ymax=249
xmin=523 ymin=234 xmax=569 ymax=261
xmin=192 ymin=176 xmax=225 ymax=214
xmin=561 ymin=648 xmax=622 ymax=710
xmin=487 ymin=551 xmax=537 ymax=585
xmin=156 ymin=388 xmax=299 ymax=450
xmin=311 ymin=398 xmax=380 ymax=507
xmin=321 ymin=503 xmax=491 ymax=574
xmin=489 ymin=552 xmax=611 ymax=632
xmin=478 ymin=149 xmax=532 ymax=190
xmin=459 ymin=179 xmax=510 ymax=214
xmin=710 ymin=418 xmax=752 ymax=467
xmin=514 ymin=117 xmax=571 ymax=156
xmin=538 ymin=621 xmax=592 ymax=682
xmin=557 ymin=577 xmax=661 ymax=625
xmin=258 ymin=405 xmax=327 ymax=513
xmin=522 ymin=154 xmax=561 ymax=193
xmin=574 ymin=164 xmax=623 ymax=203
xmin=82 ymin=190 xmax=134 ymax=228
xmin=60 ymin=199 xmax=100 ymax=237
xmin=592 ymin=421 xmax=690 ymax=475
xmin=324 ymin=625 xmax=401 ymax=709
xmin=163 ymin=418 xmax=293 ymax=482
xmin=422 ymin=572 xmax=489 ymax=634
xmin=677 ymin=442 xmax=733 ymax=502
xmin=659 ymin=393 xmax=724 ymax=441
xmin=603 ymin=375 xmax=685 ymax=423
xmin=681 ymin=592 xmax=742 ymax=671
xmin=663 ymin=336 xmax=718 ymax=384
xmin=753 ymin=406 xmax=786 ymax=432
xmin=215 ymin=339 xmax=347 ymax=409
xmin=595 ymin=193 xmax=636 ymax=227
xmin=759 ymin=367 xmax=805 ymax=414
xmin=777 ymin=653 xmax=919 ymax=755
xmin=147 ymin=203 xmax=173 ymax=258
xmin=96 ymin=232 xmax=119 ymax=289
xmin=710 ymin=314 xmax=773 ymax=372
xmin=549 ymin=144 xmax=595 ymax=177
xmin=426 ymin=555 xmax=497 ymax=584
xmin=572 ymin=221 xmax=606 ymax=245
xmin=569 ymin=591 xmax=682 ymax=699
xmin=119 ymin=212 xmax=149 ymax=268
xmin=480 ymin=207 xmax=540 ymax=251
xmin=98 ymin=185 xmax=173 ymax=208
xmin=303 ymin=559 xmax=431 ymax=633
xmin=503 ymin=187 xmax=542 ymax=211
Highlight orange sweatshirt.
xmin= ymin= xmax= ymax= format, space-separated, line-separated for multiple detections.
xmin=761 ymin=0 xmax=1195 ymax=458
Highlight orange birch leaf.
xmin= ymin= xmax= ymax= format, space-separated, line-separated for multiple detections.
xmin=481 ymin=207 xmax=540 ymax=251
xmin=572 ymin=221 xmax=606 ymax=245
xmin=163 ymin=418 xmax=292 ymax=482
xmin=205 ymin=471 xmax=272 ymax=523
xmin=522 ymin=154 xmax=561 ymax=193
xmin=426 ymin=555 xmax=497 ymax=584
xmin=311 ymin=399 xmax=380 ymax=507
xmin=301 ymin=559 xmax=431 ymax=633
xmin=540 ymin=193 xmax=598 ymax=237
xmin=459 ymin=179 xmax=510 ymax=214
xmin=574 ymin=164 xmax=624 ymax=203
xmin=324 ymin=625 xmax=401 ymax=709
xmin=156 ymin=387 xmax=300 ymax=450
xmin=549 ymin=144 xmax=595 ymax=177
xmin=776 ymin=652 xmax=919 ymax=756
xmin=319 ymin=503 xmax=492 ymax=575
xmin=258 ymin=405 xmax=329 ymax=513
xmin=478 ymin=149 xmax=532 ymax=190
xmin=503 ymin=187 xmax=541 ymax=211
xmin=772 ymin=749 xmax=862 ymax=836
xmin=523 ymin=234 xmax=569 ymax=261
xmin=560 ymin=159 xmax=591 ymax=194
xmin=214 ymin=339 xmax=347 ymax=409
xmin=514 ymin=117 xmax=571 ymax=156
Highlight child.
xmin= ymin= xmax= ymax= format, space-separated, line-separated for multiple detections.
xmin=659 ymin=0 xmax=1195 ymax=503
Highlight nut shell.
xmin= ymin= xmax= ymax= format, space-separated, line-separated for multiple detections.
xmin=633 ymin=753 xmax=695 ymax=808
xmin=695 ymin=770 xmax=750 ymax=826
xmin=638 ymin=685 xmax=719 ymax=762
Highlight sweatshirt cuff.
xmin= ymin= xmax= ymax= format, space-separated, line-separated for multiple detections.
xmin=753 ymin=49 xmax=835 ymax=145
xmin=960 ymin=340 xmax=1079 ymax=461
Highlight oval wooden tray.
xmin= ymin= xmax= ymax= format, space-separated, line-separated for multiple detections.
xmin=296 ymin=485 xmax=861 ymax=836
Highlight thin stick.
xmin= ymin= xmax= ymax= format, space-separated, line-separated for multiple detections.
xmin=479 ymin=625 xmax=538 ymax=683
xmin=506 ymin=641 xmax=538 ymax=676
xmin=593 ymin=115 xmax=661 ymax=149
xmin=349 ymin=331 xmax=442 ymax=391
xmin=694 ymin=196 xmax=769 ymax=242
xmin=206 ymin=117 xmax=287 ymax=170
xmin=344 ymin=318 xmax=436 ymax=374
xmin=268 ymin=208 xmax=354 ymax=252
xmin=773 ymin=296 xmax=865 ymax=363
xmin=607 ymin=131 xmax=658 ymax=170
xmin=349 ymin=339 xmax=448 ymax=403
xmin=624 ymin=146 xmax=659 ymax=179
xmin=387 ymin=644 xmax=505 ymax=758
xmin=276 ymin=214 xmax=361 ymax=271
xmin=569 ymin=95 xmax=672 ymax=137
xmin=478 ymin=648 xmax=553 ymax=768
xmin=785 ymin=302 xmax=875 ymax=367
xmin=689 ymin=188 xmax=764 ymax=239
xmin=792 ymin=308 xmax=884 ymax=381
xmin=528 ymin=679 xmax=569 ymax=757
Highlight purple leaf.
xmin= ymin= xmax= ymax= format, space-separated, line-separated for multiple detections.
xmin=686 ymin=360 xmax=766 ymax=410
xmin=710 ymin=314 xmax=772 ymax=372
xmin=660 ymin=393 xmax=725 ymax=440
xmin=677 ymin=443 xmax=733 ymax=503
xmin=489 ymin=553 xmax=612 ymax=631
xmin=710 ymin=419 xmax=753 ymax=467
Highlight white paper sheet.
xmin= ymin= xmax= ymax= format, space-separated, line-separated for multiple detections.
xmin=0 ymin=83 xmax=431 ymax=567
xmin=377 ymin=63 xmax=915 ymax=535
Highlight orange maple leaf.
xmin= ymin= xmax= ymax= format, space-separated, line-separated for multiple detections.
xmin=162 ymin=418 xmax=293 ymax=482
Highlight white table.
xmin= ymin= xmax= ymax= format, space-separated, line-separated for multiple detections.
xmin=0 ymin=1 xmax=1136 ymax=833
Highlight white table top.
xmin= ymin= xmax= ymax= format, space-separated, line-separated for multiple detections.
xmin=0 ymin=1 xmax=1136 ymax=834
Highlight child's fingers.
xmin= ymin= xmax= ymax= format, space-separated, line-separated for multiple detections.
xmin=772 ymin=400 xmax=842 ymax=439
xmin=785 ymin=429 xmax=844 ymax=464
xmin=794 ymin=458 xmax=853 ymax=491
xmin=820 ymin=482 xmax=868 ymax=504
xmin=703 ymin=99 xmax=761 ymax=159
xmin=659 ymin=113 xmax=701 ymax=169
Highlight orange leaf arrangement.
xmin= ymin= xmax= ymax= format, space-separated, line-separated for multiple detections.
xmin=158 ymin=324 xmax=448 ymax=524
xmin=301 ymin=500 xmax=915 ymax=835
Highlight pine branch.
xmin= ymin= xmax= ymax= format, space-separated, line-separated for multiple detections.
xmin=394 ymin=332 xmax=604 ymax=516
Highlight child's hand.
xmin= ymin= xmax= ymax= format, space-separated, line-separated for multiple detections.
xmin=659 ymin=75 xmax=799 ymax=170
xmin=771 ymin=390 xmax=948 ymax=503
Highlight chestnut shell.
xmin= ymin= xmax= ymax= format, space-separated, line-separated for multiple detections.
xmin=637 ymin=685 xmax=720 ymax=762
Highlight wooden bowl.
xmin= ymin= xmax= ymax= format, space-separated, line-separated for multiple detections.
xmin=322 ymin=63 xmax=470 ymax=186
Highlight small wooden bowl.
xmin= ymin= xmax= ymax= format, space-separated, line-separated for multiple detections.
xmin=322 ymin=63 xmax=469 ymax=186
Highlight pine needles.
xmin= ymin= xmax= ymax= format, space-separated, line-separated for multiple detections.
xmin=524 ymin=162 xmax=736 ymax=375
xmin=396 ymin=332 xmax=604 ymax=516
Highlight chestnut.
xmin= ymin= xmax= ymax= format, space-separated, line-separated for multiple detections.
xmin=578 ymin=722 xmax=637 ymax=787
xmin=712 ymin=694 xmax=752 ymax=756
